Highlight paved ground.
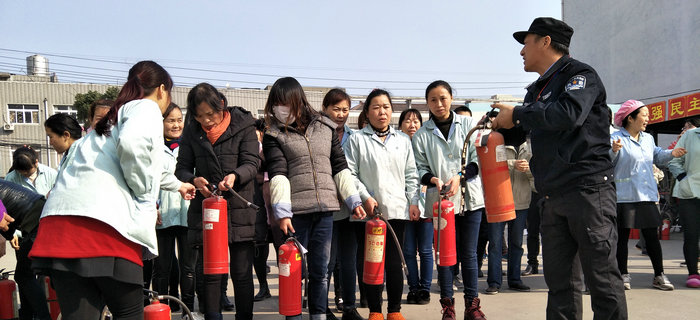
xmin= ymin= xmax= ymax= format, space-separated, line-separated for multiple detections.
xmin=1 ymin=232 xmax=697 ymax=319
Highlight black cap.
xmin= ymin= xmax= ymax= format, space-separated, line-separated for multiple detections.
xmin=513 ymin=17 xmax=574 ymax=47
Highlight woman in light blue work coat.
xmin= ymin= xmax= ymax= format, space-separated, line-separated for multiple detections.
xmin=411 ymin=80 xmax=485 ymax=319
xmin=151 ymin=103 xmax=196 ymax=312
xmin=344 ymin=89 xmax=420 ymax=320
xmin=611 ymin=100 xmax=685 ymax=291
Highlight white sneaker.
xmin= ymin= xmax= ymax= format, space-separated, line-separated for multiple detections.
xmin=653 ymin=274 xmax=674 ymax=291
xmin=622 ymin=274 xmax=631 ymax=290
xmin=182 ymin=312 xmax=205 ymax=320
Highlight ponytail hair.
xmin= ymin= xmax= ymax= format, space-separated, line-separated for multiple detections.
xmin=95 ymin=61 xmax=173 ymax=136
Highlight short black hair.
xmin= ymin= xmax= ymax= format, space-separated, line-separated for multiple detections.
xmin=454 ymin=106 xmax=472 ymax=116
xmin=45 ymin=113 xmax=82 ymax=140
xmin=535 ymin=34 xmax=569 ymax=56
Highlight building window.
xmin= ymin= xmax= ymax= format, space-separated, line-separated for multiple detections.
xmin=8 ymin=104 xmax=40 ymax=124
xmin=54 ymin=105 xmax=78 ymax=119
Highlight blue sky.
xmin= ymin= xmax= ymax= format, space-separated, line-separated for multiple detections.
xmin=0 ymin=0 xmax=561 ymax=99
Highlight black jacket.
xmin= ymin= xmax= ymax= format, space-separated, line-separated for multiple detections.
xmin=0 ymin=179 xmax=45 ymax=239
xmin=175 ymin=106 xmax=260 ymax=244
xmin=512 ymin=55 xmax=613 ymax=196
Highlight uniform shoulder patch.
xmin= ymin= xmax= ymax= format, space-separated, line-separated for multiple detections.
xmin=565 ymin=75 xmax=586 ymax=91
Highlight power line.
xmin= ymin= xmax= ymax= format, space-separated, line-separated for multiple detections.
xmin=0 ymin=48 xmax=530 ymax=86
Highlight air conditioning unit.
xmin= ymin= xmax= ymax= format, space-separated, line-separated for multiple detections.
xmin=3 ymin=123 xmax=14 ymax=131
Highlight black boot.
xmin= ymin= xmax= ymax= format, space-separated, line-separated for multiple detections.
xmin=253 ymin=284 xmax=271 ymax=302
xmin=342 ymin=307 xmax=365 ymax=320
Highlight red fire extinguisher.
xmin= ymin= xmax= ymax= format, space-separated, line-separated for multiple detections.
xmin=364 ymin=215 xmax=387 ymax=285
xmin=433 ymin=188 xmax=457 ymax=267
xmin=143 ymin=289 xmax=194 ymax=320
xmin=202 ymin=186 xmax=229 ymax=275
xmin=659 ymin=219 xmax=671 ymax=240
xmin=363 ymin=208 xmax=408 ymax=285
xmin=278 ymin=236 xmax=306 ymax=316
xmin=42 ymin=276 xmax=60 ymax=320
xmin=462 ymin=115 xmax=516 ymax=223
xmin=0 ymin=269 xmax=19 ymax=320
xmin=144 ymin=300 xmax=170 ymax=320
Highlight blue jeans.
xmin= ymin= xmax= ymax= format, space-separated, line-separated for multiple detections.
xmin=487 ymin=209 xmax=527 ymax=288
xmin=403 ymin=219 xmax=434 ymax=291
xmin=287 ymin=212 xmax=333 ymax=319
xmin=437 ymin=209 xmax=482 ymax=300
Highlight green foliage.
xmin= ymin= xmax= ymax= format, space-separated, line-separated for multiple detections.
xmin=74 ymin=87 xmax=119 ymax=124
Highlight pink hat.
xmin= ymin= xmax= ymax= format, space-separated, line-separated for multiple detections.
xmin=614 ymin=100 xmax=645 ymax=127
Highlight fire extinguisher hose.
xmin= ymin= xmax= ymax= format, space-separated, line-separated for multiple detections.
xmin=287 ymin=235 xmax=310 ymax=309
xmin=143 ymin=289 xmax=194 ymax=319
xmin=207 ymin=183 xmax=261 ymax=210
xmin=459 ymin=108 xmax=495 ymax=212
xmin=372 ymin=208 xmax=408 ymax=277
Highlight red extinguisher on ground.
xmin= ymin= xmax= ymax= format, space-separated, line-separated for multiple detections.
xmin=42 ymin=276 xmax=60 ymax=320
xmin=278 ymin=236 xmax=306 ymax=316
xmin=363 ymin=208 xmax=408 ymax=285
xmin=433 ymin=186 xmax=457 ymax=267
xmin=0 ymin=269 xmax=19 ymax=320
xmin=463 ymin=112 xmax=516 ymax=223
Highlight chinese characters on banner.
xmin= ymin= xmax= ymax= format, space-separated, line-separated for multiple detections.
xmin=645 ymin=91 xmax=700 ymax=124
xmin=647 ymin=101 xmax=666 ymax=124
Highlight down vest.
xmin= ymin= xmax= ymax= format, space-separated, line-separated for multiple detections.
xmin=263 ymin=115 xmax=348 ymax=215
xmin=175 ymin=107 xmax=260 ymax=244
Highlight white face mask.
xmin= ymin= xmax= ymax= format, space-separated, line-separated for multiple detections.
xmin=273 ymin=105 xmax=295 ymax=124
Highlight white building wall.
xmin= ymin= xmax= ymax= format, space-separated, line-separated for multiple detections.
xmin=563 ymin=0 xmax=700 ymax=104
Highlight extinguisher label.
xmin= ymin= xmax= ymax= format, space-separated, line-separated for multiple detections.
xmin=296 ymin=253 xmax=302 ymax=261
xmin=433 ymin=216 xmax=448 ymax=231
xmin=371 ymin=227 xmax=383 ymax=235
xmin=204 ymin=223 xmax=214 ymax=230
xmin=203 ymin=208 xmax=220 ymax=222
xmin=365 ymin=234 xmax=385 ymax=263
xmin=279 ymin=263 xmax=291 ymax=277
xmin=495 ymin=145 xmax=507 ymax=162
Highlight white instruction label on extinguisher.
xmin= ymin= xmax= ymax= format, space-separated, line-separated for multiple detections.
xmin=433 ymin=216 xmax=448 ymax=231
xmin=279 ymin=263 xmax=291 ymax=277
xmin=495 ymin=145 xmax=507 ymax=162
xmin=203 ymin=208 xmax=219 ymax=222
xmin=204 ymin=223 xmax=213 ymax=230
xmin=365 ymin=234 xmax=385 ymax=263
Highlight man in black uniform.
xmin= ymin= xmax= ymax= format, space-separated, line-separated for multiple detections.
xmin=492 ymin=17 xmax=627 ymax=320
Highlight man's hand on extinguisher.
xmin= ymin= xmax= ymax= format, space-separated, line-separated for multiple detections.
xmin=364 ymin=197 xmax=378 ymax=217
xmin=279 ymin=217 xmax=295 ymax=236
xmin=409 ymin=205 xmax=421 ymax=221
xmin=193 ymin=177 xmax=212 ymax=197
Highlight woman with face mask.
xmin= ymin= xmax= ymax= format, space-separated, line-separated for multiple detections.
xmin=175 ymin=83 xmax=260 ymax=320
xmin=262 ymin=77 xmax=365 ymax=320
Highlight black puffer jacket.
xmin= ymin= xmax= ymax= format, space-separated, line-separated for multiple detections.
xmin=0 ymin=179 xmax=44 ymax=238
xmin=176 ymin=106 xmax=260 ymax=244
